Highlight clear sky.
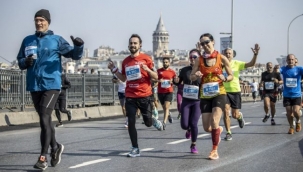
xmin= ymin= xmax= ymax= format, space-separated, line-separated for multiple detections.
xmin=0 ymin=0 xmax=302 ymax=65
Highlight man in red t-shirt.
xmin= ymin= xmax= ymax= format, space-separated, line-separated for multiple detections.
xmin=157 ymin=57 xmax=176 ymax=130
xmin=107 ymin=34 xmax=163 ymax=158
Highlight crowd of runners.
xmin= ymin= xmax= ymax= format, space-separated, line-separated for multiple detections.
xmin=16 ymin=9 xmax=303 ymax=170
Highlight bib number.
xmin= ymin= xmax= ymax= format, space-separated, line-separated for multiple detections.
xmin=264 ymin=82 xmax=274 ymax=90
xmin=183 ymin=84 xmax=199 ymax=100
xmin=125 ymin=65 xmax=142 ymax=81
xmin=161 ymin=80 xmax=171 ymax=88
xmin=25 ymin=46 xmax=37 ymax=59
xmin=202 ymin=82 xmax=219 ymax=97
xmin=286 ymin=78 xmax=297 ymax=87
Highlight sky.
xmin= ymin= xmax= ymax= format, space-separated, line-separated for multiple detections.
xmin=0 ymin=0 xmax=302 ymax=65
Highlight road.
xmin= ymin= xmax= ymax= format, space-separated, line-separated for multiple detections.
xmin=0 ymin=100 xmax=302 ymax=172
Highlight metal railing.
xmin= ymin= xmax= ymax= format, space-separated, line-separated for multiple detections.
xmin=0 ymin=69 xmax=117 ymax=111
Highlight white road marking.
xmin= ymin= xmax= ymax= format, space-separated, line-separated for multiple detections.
xmin=69 ymin=159 xmax=111 ymax=169
xmin=120 ymin=148 xmax=154 ymax=155
xmin=167 ymin=122 xmax=251 ymax=145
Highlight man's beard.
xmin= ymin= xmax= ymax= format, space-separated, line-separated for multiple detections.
xmin=163 ymin=65 xmax=169 ymax=69
xmin=129 ymin=47 xmax=139 ymax=54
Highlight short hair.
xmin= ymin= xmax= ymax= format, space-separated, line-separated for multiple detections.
xmin=129 ymin=34 xmax=142 ymax=44
xmin=224 ymin=48 xmax=236 ymax=57
xmin=162 ymin=57 xmax=170 ymax=62
xmin=199 ymin=33 xmax=214 ymax=41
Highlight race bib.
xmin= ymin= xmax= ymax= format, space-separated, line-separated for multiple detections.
xmin=202 ymin=82 xmax=219 ymax=97
xmin=25 ymin=46 xmax=37 ymax=59
xmin=264 ymin=82 xmax=274 ymax=90
xmin=286 ymin=78 xmax=297 ymax=87
xmin=161 ymin=80 xmax=171 ymax=88
xmin=125 ymin=65 xmax=142 ymax=81
xmin=183 ymin=84 xmax=199 ymax=100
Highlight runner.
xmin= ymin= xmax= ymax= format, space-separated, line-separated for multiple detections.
xmin=157 ymin=57 xmax=177 ymax=130
xmin=16 ymin=9 xmax=84 ymax=170
xmin=260 ymin=62 xmax=282 ymax=125
xmin=174 ymin=49 xmax=201 ymax=153
xmin=190 ymin=33 xmax=233 ymax=160
xmin=112 ymin=74 xmax=127 ymax=128
xmin=222 ymin=45 xmax=259 ymax=141
xmin=55 ymin=72 xmax=72 ymax=127
xmin=280 ymin=54 xmax=303 ymax=134
xmin=107 ymin=34 xmax=163 ymax=157
xmin=251 ymin=79 xmax=259 ymax=103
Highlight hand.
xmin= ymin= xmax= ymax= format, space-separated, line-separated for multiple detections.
xmin=141 ymin=64 xmax=149 ymax=71
xmin=274 ymin=78 xmax=279 ymax=83
xmin=107 ymin=61 xmax=115 ymax=70
xmin=70 ymin=35 xmax=84 ymax=46
xmin=173 ymin=76 xmax=179 ymax=83
xmin=194 ymin=71 xmax=203 ymax=78
xmin=159 ymin=79 xmax=164 ymax=83
xmin=217 ymin=74 xmax=226 ymax=81
xmin=251 ymin=43 xmax=260 ymax=55
xmin=25 ymin=54 xmax=34 ymax=67
xmin=196 ymin=42 xmax=203 ymax=55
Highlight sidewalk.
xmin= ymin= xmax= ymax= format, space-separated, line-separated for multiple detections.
xmin=0 ymin=97 xmax=256 ymax=127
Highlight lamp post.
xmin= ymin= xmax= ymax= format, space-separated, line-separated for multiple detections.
xmin=287 ymin=14 xmax=303 ymax=54
xmin=220 ymin=0 xmax=234 ymax=48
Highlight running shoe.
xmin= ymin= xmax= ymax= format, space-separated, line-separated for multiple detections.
xmin=127 ymin=147 xmax=140 ymax=157
xmin=142 ymin=121 xmax=145 ymax=124
xmin=296 ymin=123 xmax=301 ymax=132
xmin=168 ymin=112 xmax=173 ymax=123
xmin=162 ymin=122 xmax=166 ymax=130
xmin=224 ymin=133 xmax=232 ymax=141
xmin=152 ymin=118 xmax=163 ymax=131
xmin=208 ymin=149 xmax=219 ymax=160
xmin=190 ymin=144 xmax=198 ymax=154
xmin=288 ymin=127 xmax=294 ymax=134
xmin=51 ymin=143 xmax=64 ymax=167
xmin=271 ymin=119 xmax=276 ymax=125
xmin=33 ymin=156 xmax=48 ymax=170
xmin=124 ymin=121 xmax=128 ymax=128
xmin=262 ymin=115 xmax=270 ymax=123
xmin=56 ymin=123 xmax=63 ymax=127
xmin=177 ymin=113 xmax=181 ymax=120
xmin=152 ymin=108 xmax=159 ymax=120
xmin=67 ymin=111 xmax=72 ymax=121
xmin=185 ymin=130 xmax=191 ymax=139
xmin=237 ymin=112 xmax=245 ymax=128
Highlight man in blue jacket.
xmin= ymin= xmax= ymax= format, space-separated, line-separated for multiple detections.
xmin=17 ymin=9 xmax=84 ymax=170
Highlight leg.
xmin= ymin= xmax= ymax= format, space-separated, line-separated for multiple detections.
xmin=125 ymin=98 xmax=139 ymax=148
xmin=223 ymin=103 xmax=231 ymax=132
xmin=180 ymin=99 xmax=190 ymax=130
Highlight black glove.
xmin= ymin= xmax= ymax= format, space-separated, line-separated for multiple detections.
xmin=25 ymin=54 xmax=34 ymax=67
xmin=70 ymin=35 xmax=84 ymax=46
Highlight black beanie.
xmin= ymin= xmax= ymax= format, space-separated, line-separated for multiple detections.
xmin=35 ymin=9 xmax=51 ymax=24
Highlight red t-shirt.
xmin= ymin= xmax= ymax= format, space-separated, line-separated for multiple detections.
xmin=157 ymin=68 xmax=176 ymax=93
xmin=121 ymin=53 xmax=153 ymax=98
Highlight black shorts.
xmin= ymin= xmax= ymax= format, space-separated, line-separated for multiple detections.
xmin=200 ymin=94 xmax=226 ymax=113
xmin=264 ymin=92 xmax=277 ymax=103
xmin=158 ymin=93 xmax=173 ymax=105
xmin=226 ymin=92 xmax=242 ymax=109
xmin=125 ymin=95 xmax=154 ymax=127
xmin=283 ymin=97 xmax=301 ymax=107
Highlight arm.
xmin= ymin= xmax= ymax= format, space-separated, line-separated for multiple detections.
xmin=59 ymin=36 xmax=84 ymax=60
xmin=17 ymin=39 xmax=29 ymax=70
xmin=63 ymin=76 xmax=72 ymax=89
xmin=221 ymin=55 xmax=234 ymax=82
xmin=142 ymin=64 xmax=158 ymax=80
xmin=245 ymin=44 xmax=260 ymax=68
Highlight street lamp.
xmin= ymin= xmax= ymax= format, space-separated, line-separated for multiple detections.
xmin=220 ymin=0 xmax=234 ymax=48
xmin=287 ymin=14 xmax=303 ymax=54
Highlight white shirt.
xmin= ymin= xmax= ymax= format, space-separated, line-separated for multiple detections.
xmin=251 ymin=82 xmax=258 ymax=92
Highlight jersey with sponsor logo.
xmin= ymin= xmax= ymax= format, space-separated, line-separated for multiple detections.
xmin=223 ymin=60 xmax=245 ymax=92
xmin=157 ymin=68 xmax=176 ymax=93
xmin=280 ymin=66 xmax=303 ymax=98
xmin=121 ymin=53 xmax=153 ymax=98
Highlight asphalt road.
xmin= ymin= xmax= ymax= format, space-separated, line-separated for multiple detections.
xmin=0 ymin=100 xmax=302 ymax=172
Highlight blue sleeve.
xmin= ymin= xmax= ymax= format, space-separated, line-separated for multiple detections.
xmin=16 ymin=39 xmax=28 ymax=70
xmin=300 ymin=67 xmax=303 ymax=75
xmin=58 ymin=36 xmax=83 ymax=60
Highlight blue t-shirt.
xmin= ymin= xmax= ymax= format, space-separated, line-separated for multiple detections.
xmin=280 ymin=66 xmax=303 ymax=98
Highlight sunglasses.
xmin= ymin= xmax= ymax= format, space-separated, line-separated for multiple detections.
xmin=200 ymin=40 xmax=211 ymax=46
xmin=190 ymin=55 xmax=199 ymax=59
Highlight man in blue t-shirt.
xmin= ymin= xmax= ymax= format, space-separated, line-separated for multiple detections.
xmin=280 ymin=54 xmax=303 ymax=134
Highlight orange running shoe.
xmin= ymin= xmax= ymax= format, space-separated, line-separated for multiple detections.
xmin=208 ymin=149 xmax=219 ymax=160
xmin=296 ymin=123 xmax=301 ymax=132
xmin=288 ymin=127 xmax=294 ymax=134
